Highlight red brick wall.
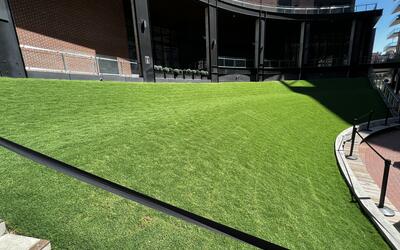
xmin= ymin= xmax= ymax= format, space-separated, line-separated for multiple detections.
xmin=9 ymin=0 xmax=131 ymax=74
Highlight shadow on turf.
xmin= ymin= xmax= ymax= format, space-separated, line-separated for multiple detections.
xmin=278 ymin=78 xmax=388 ymax=125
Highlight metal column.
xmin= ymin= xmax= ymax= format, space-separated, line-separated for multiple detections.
xmin=205 ymin=0 xmax=218 ymax=83
xmin=255 ymin=15 xmax=265 ymax=82
xmin=130 ymin=0 xmax=154 ymax=82
xmin=0 ymin=0 xmax=26 ymax=77
xmin=298 ymin=21 xmax=309 ymax=79
xmin=347 ymin=19 xmax=357 ymax=77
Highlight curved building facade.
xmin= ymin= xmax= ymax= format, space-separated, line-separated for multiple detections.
xmin=0 ymin=0 xmax=382 ymax=82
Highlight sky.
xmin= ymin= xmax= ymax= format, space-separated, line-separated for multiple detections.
xmin=356 ymin=0 xmax=397 ymax=53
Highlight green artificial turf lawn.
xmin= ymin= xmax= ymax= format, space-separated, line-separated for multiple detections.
xmin=0 ymin=77 xmax=390 ymax=249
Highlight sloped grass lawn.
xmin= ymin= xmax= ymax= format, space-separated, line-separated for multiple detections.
xmin=0 ymin=77 xmax=389 ymax=249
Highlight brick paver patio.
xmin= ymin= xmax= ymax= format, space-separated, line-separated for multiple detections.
xmin=359 ymin=128 xmax=400 ymax=210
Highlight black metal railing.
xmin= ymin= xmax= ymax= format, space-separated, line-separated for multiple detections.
xmin=222 ymin=1 xmax=377 ymax=15
xmin=346 ymin=109 xmax=399 ymax=216
xmin=0 ymin=136 xmax=285 ymax=249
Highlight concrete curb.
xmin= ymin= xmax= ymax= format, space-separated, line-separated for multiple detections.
xmin=0 ymin=220 xmax=6 ymax=236
xmin=335 ymin=117 xmax=400 ymax=249
xmin=0 ymin=220 xmax=51 ymax=250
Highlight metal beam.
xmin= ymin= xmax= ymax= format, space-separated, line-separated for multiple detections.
xmin=130 ymin=0 xmax=154 ymax=82
xmin=0 ymin=0 xmax=26 ymax=77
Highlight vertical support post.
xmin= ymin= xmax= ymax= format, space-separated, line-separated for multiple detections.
xmin=120 ymin=61 xmax=124 ymax=76
xmin=385 ymin=108 xmax=390 ymax=126
xmin=61 ymin=53 xmax=70 ymax=80
xmin=395 ymin=69 xmax=400 ymax=95
xmin=205 ymin=1 xmax=218 ymax=83
xmin=130 ymin=0 xmax=154 ymax=82
xmin=254 ymin=14 xmax=265 ymax=82
xmin=298 ymin=22 xmax=309 ymax=80
xmin=347 ymin=19 xmax=357 ymax=78
xmin=298 ymin=21 xmax=305 ymax=80
xmin=61 ymin=53 xmax=67 ymax=73
xmin=347 ymin=120 xmax=358 ymax=160
xmin=0 ymin=0 xmax=26 ymax=77
xmin=366 ymin=110 xmax=374 ymax=131
xmin=94 ymin=56 xmax=99 ymax=76
xmin=378 ymin=160 xmax=395 ymax=217
xmin=391 ymin=68 xmax=398 ymax=88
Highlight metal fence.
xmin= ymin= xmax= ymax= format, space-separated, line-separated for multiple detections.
xmin=369 ymin=73 xmax=400 ymax=115
xmin=222 ymin=1 xmax=377 ymax=15
xmin=20 ymin=45 xmax=139 ymax=78
xmin=218 ymin=56 xmax=252 ymax=68
xmin=346 ymin=110 xmax=398 ymax=217
xmin=263 ymin=59 xmax=297 ymax=68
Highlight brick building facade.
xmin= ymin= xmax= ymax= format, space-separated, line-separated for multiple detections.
xmin=9 ymin=0 xmax=134 ymax=76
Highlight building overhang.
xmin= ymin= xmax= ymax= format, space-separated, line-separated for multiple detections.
xmin=393 ymin=4 xmax=400 ymax=14
xmin=388 ymin=29 xmax=400 ymax=40
xmin=197 ymin=0 xmax=382 ymax=23
xmin=391 ymin=16 xmax=400 ymax=27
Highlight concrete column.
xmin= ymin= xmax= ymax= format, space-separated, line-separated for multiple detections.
xmin=255 ymin=16 xmax=266 ymax=81
xmin=130 ymin=0 xmax=154 ymax=82
xmin=0 ymin=0 xmax=26 ymax=77
xmin=205 ymin=0 xmax=218 ymax=82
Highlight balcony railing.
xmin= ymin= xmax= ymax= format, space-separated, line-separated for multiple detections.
xmin=387 ymin=28 xmax=400 ymax=40
xmin=390 ymin=15 xmax=400 ymax=27
xmin=263 ymin=59 xmax=297 ymax=68
xmin=218 ymin=56 xmax=252 ymax=68
xmin=393 ymin=4 xmax=400 ymax=14
xmin=384 ymin=42 xmax=398 ymax=52
xmin=20 ymin=45 xmax=139 ymax=79
xmin=221 ymin=0 xmax=377 ymax=15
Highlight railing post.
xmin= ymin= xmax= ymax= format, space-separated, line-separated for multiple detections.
xmin=94 ymin=57 xmax=100 ymax=77
xmin=61 ymin=53 xmax=71 ymax=80
xmin=366 ymin=110 xmax=374 ymax=131
xmin=347 ymin=119 xmax=358 ymax=160
xmin=385 ymin=108 xmax=391 ymax=126
xmin=378 ymin=160 xmax=395 ymax=217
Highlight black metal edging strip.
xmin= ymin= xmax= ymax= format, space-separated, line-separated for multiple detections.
xmin=0 ymin=137 xmax=285 ymax=250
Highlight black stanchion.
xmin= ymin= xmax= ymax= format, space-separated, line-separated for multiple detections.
xmin=366 ymin=110 xmax=374 ymax=131
xmin=385 ymin=108 xmax=390 ymax=126
xmin=346 ymin=119 xmax=358 ymax=160
xmin=378 ymin=160 xmax=395 ymax=217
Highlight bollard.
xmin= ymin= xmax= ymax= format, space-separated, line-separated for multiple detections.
xmin=366 ymin=110 xmax=374 ymax=131
xmin=346 ymin=120 xmax=358 ymax=160
xmin=378 ymin=160 xmax=395 ymax=217
xmin=385 ymin=108 xmax=390 ymax=126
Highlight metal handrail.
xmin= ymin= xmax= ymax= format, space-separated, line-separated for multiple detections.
xmin=355 ymin=130 xmax=387 ymax=161
xmin=369 ymin=73 xmax=400 ymax=115
xmin=263 ymin=59 xmax=297 ymax=68
xmin=218 ymin=56 xmax=252 ymax=68
xmin=222 ymin=1 xmax=377 ymax=14
xmin=0 ymin=136 xmax=285 ymax=249
xmin=20 ymin=45 xmax=139 ymax=78
xmin=346 ymin=113 xmax=397 ymax=214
